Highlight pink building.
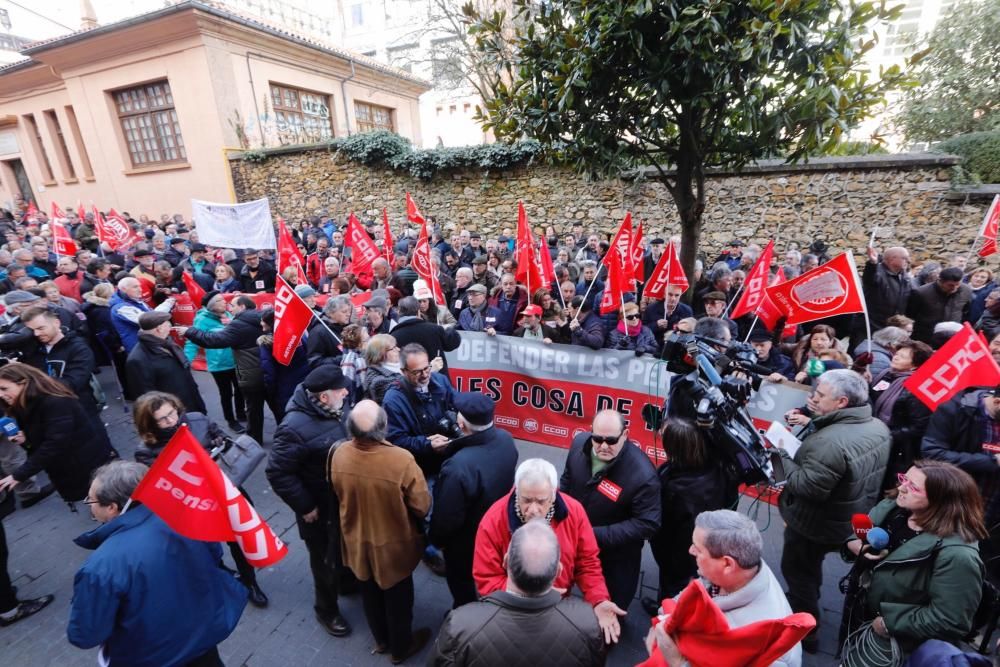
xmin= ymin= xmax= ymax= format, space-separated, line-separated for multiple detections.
xmin=0 ymin=0 xmax=428 ymax=219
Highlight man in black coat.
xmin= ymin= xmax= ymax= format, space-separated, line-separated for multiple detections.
xmin=306 ymin=296 xmax=352 ymax=368
xmin=749 ymin=329 xmax=796 ymax=381
xmin=429 ymin=393 xmax=518 ymax=608
xmin=862 ymin=245 xmax=911 ymax=331
xmin=389 ymin=297 xmax=461 ymax=378
xmin=265 ymin=366 xmax=353 ymax=637
xmin=237 ymin=249 xmax=276 ymax=294
xmin=559 ymin=409 xmax=661 ymax=610
xmin=125 ymin=312 xmax=206 ymax=414
xmin=181 ymin=298 xmax=272 ymax=445
xmin=642 ymin=284 xmax=693 ymax=351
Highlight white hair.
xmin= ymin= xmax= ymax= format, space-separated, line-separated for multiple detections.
xmin=514 ymin=459 xmax=558 ymax=496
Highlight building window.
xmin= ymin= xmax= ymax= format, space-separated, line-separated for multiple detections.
xmin=354 ymin=101 xmax=393 ymax=133
xmin=269 ymin=84 xmax=334 ymax=144
xmin=112 ymin=80 xmax=186 ymax=167
xmin=44 ymin=110 xmax=76 ymax=180
xmin=64 ymin=105 xmax=94 ymax=179
xmin=23 ymin=114 xmax=54 ymax=182
xmin=351 ymin=3 xmax=363 ymax=26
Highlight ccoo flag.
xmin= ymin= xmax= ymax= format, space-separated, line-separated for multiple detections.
xmin=730 ymin=241 xmax=775 ymax=320
xmin=904 ymin=323 xmax=1000 ymax=410
xmin=271 ymin=276 xmax=314 ymax=365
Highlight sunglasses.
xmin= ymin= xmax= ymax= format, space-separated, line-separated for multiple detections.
xmin=625 ymin=314 xmax=640 ymax=320
xmin=591 ymin=432 xmax=623 ymax=446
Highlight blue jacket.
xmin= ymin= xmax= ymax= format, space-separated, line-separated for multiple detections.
xmin=67 ymin=505 xmax=247 ymax=667
xmin=383 ymin=373 xmax=455 ymax=472
xmin=458 ymin=305 xmax=502 ymax=333
xmin=109 ymin=290 xmax=150 ymax=353
xmin=185 ymin=308 xmax=235 ymax=372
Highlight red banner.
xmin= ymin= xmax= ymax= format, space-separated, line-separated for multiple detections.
xmin=904 ymin=323 xmax=1000 ymax=410
xmin=346 ymin=212 xmax=380 ymax=275
xmin=272 ymin=276 xmax=313 ymax=365
xmin=765 ymin=252 xmax=865 ymax=326
xmin=131 ymin=425 xmax=287 ymax=567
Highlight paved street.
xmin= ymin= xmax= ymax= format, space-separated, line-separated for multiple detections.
xmin=0 ymin=370 xmax=847 ymax=666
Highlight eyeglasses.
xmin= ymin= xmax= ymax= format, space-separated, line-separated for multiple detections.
xmin=81 ymin=497 xmax=101 ymax=506
xmin=897 ymin=472 xmax=925 ymax=495
xmin=154 ymin=409 xmax=178 ymax=426
xmin=591 ymin=432 xmax=623 ymax=446
xmin=404 ymin=366 xmax=431 ymax=377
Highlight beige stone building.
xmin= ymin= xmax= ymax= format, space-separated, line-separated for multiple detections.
xmin=0 ymin=0 xmax=429 ymax=218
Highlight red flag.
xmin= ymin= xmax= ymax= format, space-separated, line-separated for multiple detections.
xmin=76 ymin=201 xmax=86 ymax=223
xmin=277 ymin=218 xmax=308 ymax=285
xmin=406 ymin=192 xmax=425 ymax=227
xmin=345 ymin=213 xmax=381 ymax=276
xmin=978 ymin=195 xmax=1000 ymax=258
xmin=130 ymin=425 xmax=288 ymax=567
xmin=730 ymin=241 xmax=775 ymax=319
xmin=52 ymin=221 xmax=78 ymax=256
xmin=539 ymin=231 xmax=556 ymax=291
xmin=412 ymin=217 xmax=446 ymax=305
xmin=602 ymin=213 xmax=633 ymax=274
xmin=643 ymin=243 xmax=688 ymax=299
xmin=629 ymin=220 xmax=645 ymax=284
xmin=272 ymin=276 xmax=314 ymax=365
xmin=382 ymin=208 xmax=394 ymax=264
xmin=50 ymin=201 xmax=66 ymax=220
xmin=765 ymin=252 xmax=865 ymax=326
xmin=904 ymin=323 xmax=1000 ymax=410
xmin=514 ymin=202 xmax=543 ymax=293
xmin=94 ymin=206 xmax=142 ymax=252
xmin=181 ymin=270 xmax=206 ymax=307
xmin=599 ymin=245 xmax=629 ymax=315
xmin=24 ymin=199 xmax=39 ymax=219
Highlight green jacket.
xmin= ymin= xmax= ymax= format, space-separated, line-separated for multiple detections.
xmin=778 ymin=405 xmax=890 ymax=543
xmin=184 ymin=309 xmax=235 ymax=372
xmin=861 ymin=499 xmax=983 ymax=652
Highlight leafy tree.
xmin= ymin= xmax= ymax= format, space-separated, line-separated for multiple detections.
xmin=898 ymin=0 xmax=1000 ymax=143
xmin=468 ymin=0 xmax=920 ymax=280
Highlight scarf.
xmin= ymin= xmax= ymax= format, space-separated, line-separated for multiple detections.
xmin=138 ymin=332 xmax=189 ymax=369
xmin=617 ymin=319 xmax=642 ymax=337
xmin=872 ymin=369 xmax=912 ymax=423
xmin=306 ymin=390 xmax=343 ymax=419
xmin=514 ymin=492 xmax=556 ymax=524
xmin=467 ymin=301 xmax=488 ymax=330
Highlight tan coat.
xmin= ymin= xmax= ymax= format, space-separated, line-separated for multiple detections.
xmin=330 ymin=438 xmax=431 ymax=589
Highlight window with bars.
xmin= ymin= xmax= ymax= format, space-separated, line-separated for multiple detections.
xmin=113 ymin=80 xmax=186 ymax=167
xmin=269 ymin=83 xmax=334 ymax=144
xmin=354 ymin=101 xmax=394 ymax=133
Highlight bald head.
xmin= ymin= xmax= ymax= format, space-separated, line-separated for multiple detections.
xmin=347 ymin=400 xmax=387 ymax=441
xmin=592 ymin=409 xmax=625 ymax=434
xmin=507 ymin=519 xmax=561 ymax=596
xmin=882 ymin=247 xmax=909 ymax=273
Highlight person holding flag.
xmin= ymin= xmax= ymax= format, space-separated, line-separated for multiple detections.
xmin=67 ymin=460 xmax=249 ymax=666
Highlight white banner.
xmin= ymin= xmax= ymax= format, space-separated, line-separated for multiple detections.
xmin=191 ymin=198 xmax=276 ymax=249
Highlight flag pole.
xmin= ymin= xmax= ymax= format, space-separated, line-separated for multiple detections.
xmin=721 ymin=284 xmax=743 ymax=319
xmin=742 ymin=314 xmax=762 ymax=344
xmin=572 ymin=268 xmax=602 ymax=324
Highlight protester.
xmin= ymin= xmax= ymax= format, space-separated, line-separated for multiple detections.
xmin=185 ymin=293 xmax=246 ymax=433
xmin=430 ymin=519 xmax=604 ymax=666
xmin=0 ymin=363 xmax=117 ymax=503
xmin=330 ymin=400 xmax=432 ymax=662
xmin=791 ymin=324 xmax=840 ymax=384
xmin=306 ymin=295 xmax=353 ymax=366
xmin=853 ymin=325 xmax=909 ymax=379
xmin=126 ymin=311 xmax=206 ymax=414
xmin=457 ymin=283 xmax=500 ymax=334
xmin=567 ymin=295 xmax=605 ymax=350
xmin=362 ymin=334 xmax=402 ymax=403
xmin=390 ymin=296 xmax=461 ymax=377
xmin=863 ymin=245 xmax=912 ymax=332
xmin=907 ymin=267 xmax=972 ymax=344
xmin=839 ymin=461 xmax=986 ymax=663
xmin=474 ymin=458 xmax=626 ymax=644
xmin=429 ymin=392 xmax=518 ymax=608
xmin=267 ymin=365 xmax=355 ymax=637
xmin=776 ymin=369 xmax=890 ymax=653
xmin=604 ymin=302 xmax=659 ymax=355
xmin=109 ymin=277 xmax=173 ymax=353
xmin=238 ymin=249 xmax=276 ymax=293
xmin=67 ymin=461 xmax=247 ymax=665
xmin=560 ymin=409 xmax=660 ymax=610
xmin=213 ymin=263 xmax=240 ymax=293
xmin=748 ymin=329 xmax=796 ymax=381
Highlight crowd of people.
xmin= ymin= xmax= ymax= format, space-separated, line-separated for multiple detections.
xmin=0 ymin=201 xmax=999 ymax=666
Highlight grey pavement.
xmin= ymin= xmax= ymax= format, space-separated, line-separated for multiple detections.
xmin=0 ymin=369 xmax=845 ymax=666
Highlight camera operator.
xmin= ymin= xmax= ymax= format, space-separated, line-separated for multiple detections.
xmin=773 ymin=369 xmax=890 ymax=653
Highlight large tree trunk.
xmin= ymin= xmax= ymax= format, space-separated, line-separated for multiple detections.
xmin=670 ymin=124 xmax=706 ymax=300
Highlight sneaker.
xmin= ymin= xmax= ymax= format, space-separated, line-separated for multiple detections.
xmin=19 ymin=484 xmax=55 ymax=509
xmin=0 ymin=595 xmax=55 ymax=626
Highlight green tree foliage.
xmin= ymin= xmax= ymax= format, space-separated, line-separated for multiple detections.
xmin=898 ymin=0 xmax=1000 ymax=143
xmin=468 ymin=0 xmax=920 ymax=279
xmin=932 ymin=132 xmax=1000 ymax=184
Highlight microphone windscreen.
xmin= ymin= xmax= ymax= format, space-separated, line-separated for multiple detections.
xmin=867 ymin=527 xmax=890 ymax=551
xmin=851 ymin=513 xmax=874 ymax=542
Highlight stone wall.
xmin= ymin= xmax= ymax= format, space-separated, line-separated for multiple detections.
xmin=230 ymin=148 xmax=992 ymax=264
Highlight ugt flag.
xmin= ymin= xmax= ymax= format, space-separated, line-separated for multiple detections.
xmin=904 ymin=323 xmax=1000 ymax=410
xmin=765 ymin=252 xmax=865 ymax=326
xmin=130 ymin=425 xmax=288 ymax=567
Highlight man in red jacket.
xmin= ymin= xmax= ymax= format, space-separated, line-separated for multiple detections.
xmin=472 ymin=457 xmax=627 ymax=643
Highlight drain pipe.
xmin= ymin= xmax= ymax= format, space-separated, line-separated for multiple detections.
xmin=246 ymin=53 xmax=265 ymax=146
xmin=340 ymin=57 xmax=357 ymax=136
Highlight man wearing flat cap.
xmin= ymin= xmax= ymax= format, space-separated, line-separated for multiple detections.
xmin=125 ymin=311 xmax=206 ymax=413
xmin=457 ymin=284 xmax=501 ymax=335
xmin=266 ymin=364 xmax=355 ymax=638
xmin=430 ymin=392 xmax=518 ymax=607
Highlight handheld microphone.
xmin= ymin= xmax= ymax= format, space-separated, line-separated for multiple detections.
xmin=851 ymin=513 xmax=874 ymax=542
xmin=0 ymin=417 xmax=19 ymax=438
xmin=867 ymin=527 xmax=890 ymax=552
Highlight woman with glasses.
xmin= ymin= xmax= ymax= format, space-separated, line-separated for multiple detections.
xmin=839 ymin=460 xmax=986 ymax=664
xmin=362 ymin=334 xmax=402 ymax=403
xmin=0 ymin=363 xmax=117 ymax=503
xmin=604 ymin=302 xmax=658 ymax=356
xmin=131 ymin=391 xmax=269 ymax=608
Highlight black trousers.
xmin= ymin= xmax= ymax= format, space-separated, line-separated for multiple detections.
xmin=359 ymin=575 xmax=414 ymax=658
xmin=242 ymin=387 xmax=271 ymax=446
xmin=781 ymin=526 xmax=839 ymax=627
xmin=444 ymin=540 xmax=477 ymax=608
xmin=648 ymin=530 xmax=698 ymax=601
xmin=304 ymin=531 xmax=341 ymax=620
xmin=600 ymin=550 xmax=642 ymax=611
xmin=0 ymin=520 xmax=16 ymax=613
xmin=184 ymin=646 xmax=223 ymax=667
xmin=211 ymin=370 xmax=245 ymax=423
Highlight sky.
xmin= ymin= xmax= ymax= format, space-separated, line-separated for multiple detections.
xmin=1 ymin=0 xmax=175 ymax=40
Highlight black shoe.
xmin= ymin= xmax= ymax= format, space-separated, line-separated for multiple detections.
xmin=801 ymin=632 xmax=819 ymax=654
xmin=245 ymin=580 xmax=268 ymax=608
xmin=391 ymin=627 xmax=431 ymax=664
xmin=0 ymin=595 xmax=54 ymax=626
xmin=423 ymin=553 xmax=447 ymax=577
xmin=19 ymin=484 xmax=55 ymax=509
xmin=227 ymin=420 xmax=246 ymax=434
xmin=316 ymin=612 xmax=351 ymax=637
xmin=641 ymin=596 xmax=662 ymax=617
